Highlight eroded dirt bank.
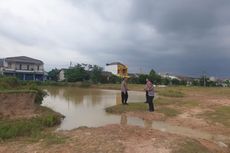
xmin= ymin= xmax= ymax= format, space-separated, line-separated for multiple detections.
xmin=0 ymin=92 xmax=36 ymax=118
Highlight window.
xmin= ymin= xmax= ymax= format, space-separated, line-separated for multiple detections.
xmin=19 ymin=64 xmax=22 ymax=70
xmin=37 ymin=65 xmax=39 ymax=70
xmin=27 ymin=65 xmax=29 ymax=70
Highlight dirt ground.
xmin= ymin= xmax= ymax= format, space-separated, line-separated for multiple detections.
xmin=0 ymin=124 xmax=229 ymax=153
xmin=0 ymin=87 xmax=230 ymax=153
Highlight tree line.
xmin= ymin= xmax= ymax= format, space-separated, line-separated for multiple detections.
xmin=47 ymin=64 xmax=230 ymax=87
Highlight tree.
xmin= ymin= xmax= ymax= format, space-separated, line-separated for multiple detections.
xmin=48 ymin=68 xmax=59 ymax=82
xmin=171 ymin=78 xmax=180 ymax=85
xmin=161 ymin=77 xmax=170 ymax=85
xmin=90 ymin=65 xmax=103 ymax=83
xmin=148 ymin=69 xmax=161 ymax=84
xmin=64 ymin=64 xmax=89 ymax=82
xmin=138 ymin=74 xmax=148 ymax=84
xmin=192 ymin=79 xmax=200 ymax=86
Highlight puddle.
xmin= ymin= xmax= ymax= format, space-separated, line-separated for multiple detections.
xmin=120 ymin=115 xmax=230 ymax=144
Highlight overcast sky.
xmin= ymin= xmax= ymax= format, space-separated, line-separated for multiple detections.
xmin=0 ymin=0 xmax=230 ymax=77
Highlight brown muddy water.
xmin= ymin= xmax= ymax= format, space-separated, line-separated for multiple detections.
xmin=42 ymin=86 xmax=145 ymax=130
xmin=42 ymin=87 xmax=229 ymax=146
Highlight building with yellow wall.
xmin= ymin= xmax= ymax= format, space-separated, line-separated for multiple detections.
xmin=105 ymin=62 xmax=128 ymax=78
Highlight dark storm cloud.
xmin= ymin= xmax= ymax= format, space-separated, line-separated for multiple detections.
xmin=123 ymin=0 xmax=230 ymax=76
xmin=0 ymin=0 xmax=230 ymax=76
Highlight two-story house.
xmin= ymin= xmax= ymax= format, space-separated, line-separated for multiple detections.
xmin=0 ymin=56 xmax=45 ymax=81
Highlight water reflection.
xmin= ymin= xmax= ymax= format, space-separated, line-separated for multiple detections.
xmin=120 ymin=114 xmax=152 ymax=129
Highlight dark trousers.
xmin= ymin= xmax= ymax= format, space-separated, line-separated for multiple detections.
xmin=121 ymin=92 xmax=128 ymax=104
xmin=145 ymin=91 xmax=148 ymax=102
xmin=147 ymin=96 xmax=154 ymax=111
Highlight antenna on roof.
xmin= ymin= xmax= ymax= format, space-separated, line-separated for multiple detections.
xmin=70 ymin=61 xmax=72 ymax=68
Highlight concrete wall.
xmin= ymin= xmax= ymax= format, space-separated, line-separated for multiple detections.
xmin=0 ymin=92 xmax=36 ymax=118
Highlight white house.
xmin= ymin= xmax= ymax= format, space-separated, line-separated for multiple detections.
xmin=0 ymin=56 xmax=45 ymax=81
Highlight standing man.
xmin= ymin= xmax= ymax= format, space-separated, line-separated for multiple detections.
xmin=144 ymin=78 xmax=149 ymax=103
xmin=121 ymin=77 xmax=128 ymax=105
xmin=145 ymin=79 xmax=155 ymax=112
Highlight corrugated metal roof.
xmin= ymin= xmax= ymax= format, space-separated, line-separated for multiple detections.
xmin=5 ymin=56 xmax=43 ymax=64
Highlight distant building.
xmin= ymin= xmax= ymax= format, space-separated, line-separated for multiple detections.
xmin=209 ymin=76 xmax=216 ymax=82
xmin=105 ymin=62 xmax=129 ymax=77
xmin=0 ymin=56 xmax=45 ymax=81
xmin=159 ymin=73 xmax=181 ymax=80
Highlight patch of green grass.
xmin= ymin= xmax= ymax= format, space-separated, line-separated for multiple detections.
xmin=157 ymin=107 xmax=181 ymax=117
xmin=158 ymin=89 xmax=185 ymax=97
xmin=105 ymin=102 xmax=147 ymax=114
xmin=155 ymin=97 xmax=199 ymax=108
xmin=105 ymin=102 xmax=180 ymax=117
xmin=201 ymin=106 xmax=230 ymax=127
xmin=0 ymin=107 xmax=64 ymax=140
xmin=43 ymin=133 xmax=67 ymax=145
xmin=0 ymin=90 xmax=37 ymax=93
xmin=0 ymin=120 xmax=39 ymax=140
xmin=173 ymin=139 xmax=210 ymax=153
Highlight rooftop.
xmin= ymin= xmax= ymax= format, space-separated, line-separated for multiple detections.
xmin=5 ymin=56 xmax=43 ymax=65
